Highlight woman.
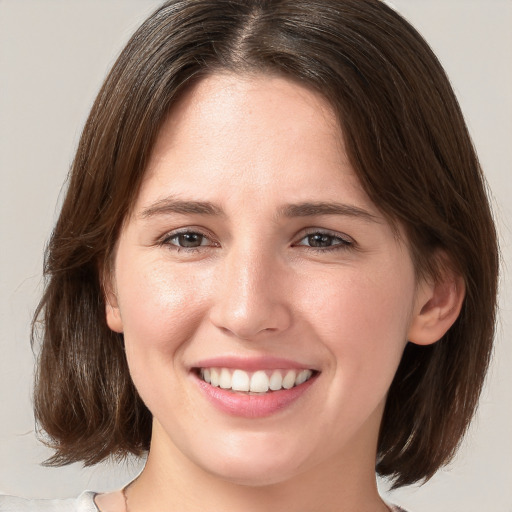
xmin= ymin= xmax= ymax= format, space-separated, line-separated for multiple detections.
xmin=0 ymin=1 xmax=499 ymax=511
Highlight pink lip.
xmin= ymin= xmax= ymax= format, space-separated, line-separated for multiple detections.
xmin=193 ymin=372 xmax=318 ymax=418
xmin=191 ymin=356 xmax=315 ymax=372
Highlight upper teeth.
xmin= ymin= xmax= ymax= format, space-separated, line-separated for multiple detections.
xmin=200 ymin=368 xmax=313 ymax=393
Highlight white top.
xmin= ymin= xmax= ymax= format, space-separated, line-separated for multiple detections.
xmin=0 ymin=492 xmax=408 ymax=511
xmin=0 ymin=491 xmax=98 ymax=512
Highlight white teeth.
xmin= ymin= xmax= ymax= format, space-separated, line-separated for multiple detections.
xmin=199 ymin=367 xmax=314 ymax=393
xmin=210 ymin=368 xmax=220 ymax=387
xmin=250 ymin=371 xmax=269 ymax=393
xmin=231 ymin=369 xmax=250 ymax=392
xmin=219 ymin=368 xmax=232 ymax=389
xmin=296 ymin=369 xmax=312 ymax=385
xmin=269 ymin=370 xmax=283 ymax=391
xmin=282 ymin=370 xmax=296 ymax=389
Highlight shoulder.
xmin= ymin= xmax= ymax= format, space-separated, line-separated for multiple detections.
xmin=0 ymin=491 xmax=98 ymax=512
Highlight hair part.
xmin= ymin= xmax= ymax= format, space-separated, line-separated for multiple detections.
xmin=33 ymin=0 xmax=498 ymax=487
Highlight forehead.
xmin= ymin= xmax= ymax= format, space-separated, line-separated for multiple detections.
xmin=148 ymin=74 xmax=341 ymax=167
xmin=161 ymin=71 xmax=339 ymax=136
xmin=137 ymin=72 xmax=374 ymax=212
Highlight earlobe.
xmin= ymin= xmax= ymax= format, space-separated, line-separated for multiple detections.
xmin=102 ymin=270 xmax=124 ymax=333
xmin=408 ymin=270 xmax=465 ymax=346
xmin=106 ymin=300 xmax=124 ymax=333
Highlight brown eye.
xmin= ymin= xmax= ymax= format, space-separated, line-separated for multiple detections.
xmin=177 ymin=233 xmax=204 ymax=247
xmin=296 ymin=231 xmax=353 ymax=251
xmin=166 ymin=231 xmax=209 ymax=248
xmin=307 ymin=234 xmax=336 ymax=248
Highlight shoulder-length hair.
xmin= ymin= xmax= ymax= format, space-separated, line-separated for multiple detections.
xmin=33 ymin=0 xmax=498 ymax=488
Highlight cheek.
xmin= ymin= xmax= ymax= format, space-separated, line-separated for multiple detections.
xmin=303 ymin=261 xmax=414 ymax=333
xmin=114 ymin=258 xmax=216 ymax=418
xmin=301 ymin=261 xmax=416 ymax=385
xmin=115 ymin=257 xmax=212 ymax=361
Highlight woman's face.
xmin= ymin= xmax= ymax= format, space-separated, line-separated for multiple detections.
xmin=106 ymin=73 xmax=426 ymax=485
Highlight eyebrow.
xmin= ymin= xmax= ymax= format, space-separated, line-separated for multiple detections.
xmin=139 ymin=197 xmax=379 ymax=223
xmin=139 ymin=197 xmax=224 ymax=218
xmin=278 ymin=202 xmax=380 ymax=223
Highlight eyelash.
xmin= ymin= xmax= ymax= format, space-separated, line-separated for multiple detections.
xmin=159 ymin=229 xmax=218 ymax=253
xmin=158 ymin=229 xmax=354 ymax=253
xmin=294 ymin=230 xmax=354 ymax=252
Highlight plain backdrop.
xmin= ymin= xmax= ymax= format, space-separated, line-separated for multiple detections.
xmin=0 ymin=1 xmax=511 ymax=511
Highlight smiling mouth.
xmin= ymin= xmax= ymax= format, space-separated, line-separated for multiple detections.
xmin=196 ymin=367 xmax=317 ymax=393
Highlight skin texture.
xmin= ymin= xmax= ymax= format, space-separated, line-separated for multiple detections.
xmin=102 ymin=73 xmax=464 ymax=512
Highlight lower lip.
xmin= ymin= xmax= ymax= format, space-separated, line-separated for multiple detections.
xmin=194 ymin=373 xmax=317 ymax=418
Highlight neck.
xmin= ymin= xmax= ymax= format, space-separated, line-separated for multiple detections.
xmin=124 ymin=420 xmax=388 ymax=512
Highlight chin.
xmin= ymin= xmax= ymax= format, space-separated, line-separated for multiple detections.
xmin=190 ymin=435 xmax=314 ymax=487
xmin=204 ymin=459 xmax=303 ymax=487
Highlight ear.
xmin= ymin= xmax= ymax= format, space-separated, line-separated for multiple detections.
xmin=407 ymin=263 xmax=465 ymax=346
xmin=102 ymin=267 xmax=124 ymax=334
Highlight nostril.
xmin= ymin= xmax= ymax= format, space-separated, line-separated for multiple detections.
xmin=215 ymin=324 xmax=277 ymax=340
xmin=208 ymin=265 xmax=293 ymax=339
xmin=210 ymin=304 xmax=292 ymax=340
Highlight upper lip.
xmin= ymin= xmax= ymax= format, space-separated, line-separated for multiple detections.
xmin=191 ymin=356 xmax=318 ymax=372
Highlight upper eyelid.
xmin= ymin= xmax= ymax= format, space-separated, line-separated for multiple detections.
xmin=158 ymin=227 xmax=354 ymax=246
xmin=295 ymin=228 xmax=353 ymax=242
xmin=160 ymin=227 xmax=217 ymax=245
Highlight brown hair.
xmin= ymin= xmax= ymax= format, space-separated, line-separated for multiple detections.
xmin=33 ymin=0 xmax=498 ymax=487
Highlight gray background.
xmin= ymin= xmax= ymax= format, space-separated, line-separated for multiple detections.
xmin=0 ymin=1 xmax=511 ymax=510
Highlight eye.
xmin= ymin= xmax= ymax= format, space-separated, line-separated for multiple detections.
xmin=295 ymin=231 xmax=353 ymax=250
xmin=161 ymin=230 xmax=215 ymax=250
xmin=172 ymin=232 xmax=207 ymax=247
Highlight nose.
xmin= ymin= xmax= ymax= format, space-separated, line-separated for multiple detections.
xmin=209 ymin=245 xmax=292 ymax=340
